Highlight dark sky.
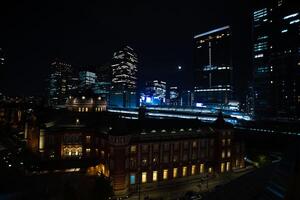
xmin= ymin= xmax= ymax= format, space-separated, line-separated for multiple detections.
xmin=0 ymin=1 xmax=252 ymax=99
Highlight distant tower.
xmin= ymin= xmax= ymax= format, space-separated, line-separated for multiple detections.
xmin=47 ymin=60 xmax=73 ymax=107
xmin=0 ymin=48 xmax=5 ymax=66
xmin=110 ymin=46 xmax=138 ymax=108
xmin=141 ymin=80 xmax=167 ymax=105
xmin=79 ymin=70 xmax=97 ymax=90
xmin=94 ymin=63 xmax=111 ymax=102
xmin=193 ymin=26 xmax=233 ymax=105
xmin=169 ymin=86 xmax=180 ymax=106
xmin=0 ymin=48 xmax=5 ymax=91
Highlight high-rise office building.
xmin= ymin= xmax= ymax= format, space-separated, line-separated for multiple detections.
xmin=0 ymin=48 xmax=5 ymax=66
xmin=252 ymin=0 xmax=300 ymax=118
xmin=0 ymin=48 xmax=6 ymax=93
xmin=169 ymin=86 xmax=180 ymax=106
xmin=193 ymin=26 xmax=233 ymax=105
xmin=245 ymin=83 xmax=255 ymax=115
xmin=110 ymin=46 xmax=138 ymax=108
xmin=79 ymin=70 xmax=97 ymax=90
xmin=180 ymin=90 xmax=194 ymax=107
xmin=94 ymin=64 xmax=111 ymax=101
xmin=140 ymin=80 xmax=167 ymax=105
xmin=47 ymin=60 xmax=73 ymax=106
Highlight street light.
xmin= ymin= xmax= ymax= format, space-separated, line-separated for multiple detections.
xmin=138 ymin=167 xmax=141 ymax=200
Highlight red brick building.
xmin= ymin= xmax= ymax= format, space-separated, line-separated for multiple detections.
xmin=26 ymin=111 xmax=245 ymax=197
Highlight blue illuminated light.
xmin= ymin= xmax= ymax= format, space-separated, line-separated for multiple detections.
xmin=130 ymin=175 xmax=135 ymax=184
xmin=196 ymin=103 xmax=203 ymax=107
xmin=283 ymin=13 xmax=299 ymax=20
xmin=281 ymin=29 xmax=288 ymax=33
xmin=194 ymin=25 xmax=230 ymax=38
xmin=146 ymin=97 xmax=152 ymax=103
xmin=290 ymin=19 xmax=300 ymax=24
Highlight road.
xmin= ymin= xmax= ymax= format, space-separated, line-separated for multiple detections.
xmin=128 ymin=168 xmax=254 ymax=200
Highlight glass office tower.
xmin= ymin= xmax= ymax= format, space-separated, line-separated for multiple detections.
xmin=47 ymin=60 xmax=73 ymax=107
xmin=110 ymin=46 xmax=138 ymax=108
xmin=252 ymin=0 xmax=300 ymax=118
xmin=193 ymin=26 xmax=233 ymax=105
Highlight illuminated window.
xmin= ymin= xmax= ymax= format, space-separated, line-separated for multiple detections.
xmin=153 ymin=156 xmax=158 ymax=163
xmin=221 ymin=163 xmax=225 ymax=173
xmin=208 ymin=167 xmax=213 ymax=173
xmin=142 ymin=172 xmax=147 ymax=183
xmin=62 ymin=145 xmax=82 ymax=157
xmin=130 ymin=145 xmax=137 ymax=153
xmin=182 ymin=166 xmax=187 ymax=177
xmin=200 ymin=164 xmax=205 ymax=173
xmin=222 ymin=151 xmax=225 ymax=158
xmin=142 ymin=158 xmax=147 ymax=165
xmin=130 ymin=174 xmax=135 ymax=184
xmin=226 ymin=162 xmax=230 ymax=171
xmin=191 ymin=165 xmax=196 ymax=175
xmin=86 ymin=136 xmax=91 ymax=143
xmin=39 ymin=130 xmax=45 ymax=151
xmin=222 ymin=139 xmax=226 ymax=146
xmin=86 ymin=148 xmax=91 ymax=155
xmin=173 ymin=168 xmax=178 ymax=178
xmin=153 ymin=171 xmax=158 ymax=182
xmin=85 ymin=107 xmax=88 ymax=112
xmin=163 ymin=169 xmax=168 ymax=180
xmin=192 ymin=141 xmax=197 ymax=148
xmin=236 ymin=159 xmax=239 ymax=168
xmin=227 ymin=150 xmax=231 ymax=158
xmin=227 ymin=139 xmax=231 ymax=145
xmin=78 ymin=107 xmax=81 ymax=112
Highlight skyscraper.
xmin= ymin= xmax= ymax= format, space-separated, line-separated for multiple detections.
xmin=79 ymin=70 xmax=97 ymax=90
xmin=110 ymin=46 xmax=138 ymax=108
xmin=140 ymin=80 xmax=167 ymax=106
xmin=0 ymin=48 xmax=4 ymax=66
xmin=94 ymin=64 xmax=111 ymax=102
xmin=0 ymin=48 xmax=6 ymax=93
xmin=169 ymin=86 xmax=180 ymax=106
xmin=47 ymin=60 xmax=73 ymax=107
xmin=193 ymin=26 xmax=233 ymax=105
xmin=252 ymin=0 xmax=300 ymax=118
xmin=180 ymin=90 xmax=194 ymax=107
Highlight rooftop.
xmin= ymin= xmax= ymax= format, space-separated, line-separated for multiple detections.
xmin=34 ymin=109 xmax=232 ymax=136
xmin=194 ymin=25 xmax=230 ymax=39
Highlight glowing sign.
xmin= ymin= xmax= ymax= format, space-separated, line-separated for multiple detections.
xmin=146 ymin=97 xmax=152 ymax=103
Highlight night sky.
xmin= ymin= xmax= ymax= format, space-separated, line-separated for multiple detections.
xmin=1 ymin=1 xmax=252 ymax=100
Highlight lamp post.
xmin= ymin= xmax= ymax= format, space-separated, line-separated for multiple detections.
xmin=138 ymin=167 xmax=141 ymax=200
xmin=206 ymin=173 xmax=209 ymax=190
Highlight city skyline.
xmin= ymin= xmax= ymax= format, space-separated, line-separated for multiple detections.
xmin=1 ymin=1 xmax=252 ymax=97
xmin=0 ymin=1 xmax=300 ymax=199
